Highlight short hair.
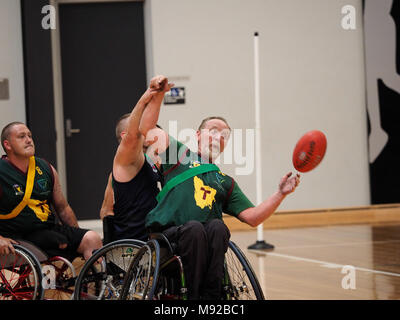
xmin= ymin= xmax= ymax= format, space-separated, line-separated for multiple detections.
xmin=115 ymin=113 xmax=163 ymax=144
xmin=198 ymin=116 xmax=231 ymax=131
xmin=115 ymin=113 xmax=130 ymax=144
xmin=1 ymin=121 xmax=25 ymax=153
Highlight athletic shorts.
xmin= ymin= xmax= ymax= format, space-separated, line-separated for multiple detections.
xmin=16 ymin=224 xmax=89 ymax=260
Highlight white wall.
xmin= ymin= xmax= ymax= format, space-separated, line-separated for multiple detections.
xmin=145 ymin=0 xmax=370 ymax=210
xmin=0 ymin=0 xmax=370 ymax=211
xmin=0 ymin=0 xmax=26 ymax=134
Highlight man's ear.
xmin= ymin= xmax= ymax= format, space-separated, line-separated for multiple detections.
xmin=3 ymin=140 xmax=11 ymax=152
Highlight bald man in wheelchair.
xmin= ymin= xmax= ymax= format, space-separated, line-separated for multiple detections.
xmin=0 ymin=122 xmax=102 ymax=260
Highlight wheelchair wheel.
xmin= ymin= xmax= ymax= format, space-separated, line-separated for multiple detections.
xmin=0 ymin=244 xmax=44 ymax=300
xmin=119 ymin=239 xmax=160 ymax=300
xmin=224 ymin=241 xmax=264 ymax=300
xmin=74 ymin=239 xmax=144 ymax=300
xmin=42 ymin=256 xmax=79 ymax=300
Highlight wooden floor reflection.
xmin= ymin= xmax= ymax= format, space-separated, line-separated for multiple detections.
xmin=230 ymin=221 xmax=400 ymax=300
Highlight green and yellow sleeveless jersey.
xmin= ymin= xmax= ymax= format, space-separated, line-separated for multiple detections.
xmin=0 ymin=156 xmax=55 ymax=237
xmin=145 ymin=137 xmax=254 ymax=231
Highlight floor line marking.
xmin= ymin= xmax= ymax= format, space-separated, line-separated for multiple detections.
xmin=275 ymin=239 xmax=400 ymax=250
xmin=249 ymin=250 xmax=400 ymax=278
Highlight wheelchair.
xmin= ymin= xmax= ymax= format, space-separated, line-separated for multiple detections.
xmin=73 ymin=238 xmax=144 ymax=300
xmin=73 ymin=216 xmax=264 ymax=300
xmin=119 ymin=233 xmax=265 ymax=300
xmin=0 ymin=240 xmax=84 ymax=300
xmin=73 ymin=216 xmax=144 ymax=300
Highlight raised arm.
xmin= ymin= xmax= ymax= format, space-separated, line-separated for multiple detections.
xmin=114 ymin=76 xmax=173 ymax=182
xmin=139 ymin=75 xmax=174 ymax=137
xmin=238 ymin=172 xmax=300 ymax=227
xmin=113 ymin=83 xmax=159 ymax=182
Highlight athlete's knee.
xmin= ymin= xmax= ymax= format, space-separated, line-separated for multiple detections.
xmin=206 ymin=219 xmax=230 ymax=237
xmin=180 ymin=220 xmax=207 ymax=244
xmin=183 ymin=220 xmax=206 ymax=237
xmin=78 ymin=231 xmax=102 ymax=260
xmin=205 ymin=219 xmax=230 ymax=251
xmin=81 ymin=231 xmax=102 ymax=249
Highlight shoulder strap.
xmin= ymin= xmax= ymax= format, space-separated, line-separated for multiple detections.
xmin=156 ymin=163 xmax=220 ymax=202
xmin=0 ymin=156 xmax=36 ymax=220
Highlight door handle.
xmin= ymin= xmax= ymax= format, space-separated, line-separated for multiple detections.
xmin=65 ymin=118 xmax=81 ymax=137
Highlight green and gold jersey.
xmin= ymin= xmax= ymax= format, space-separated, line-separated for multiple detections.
xmin=0 ymin=156 xmax=55 ymax=237
xmin=145 ymin=137 xmax=254 ymax=231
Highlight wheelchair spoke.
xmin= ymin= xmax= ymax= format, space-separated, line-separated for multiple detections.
xmin=0 ymin=247 xmax=41 ymax=300
xmin=74 ymin=240 xmax=144 ymax=300
xmin=224 ymin=242 xmax=264 ymax=300
xmin=120 ymin=240 xmax=162 ymax=300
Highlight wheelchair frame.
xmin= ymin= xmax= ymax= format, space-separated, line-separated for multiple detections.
xmin=2 ymin=227 xmax=264 ymax=300
xmin=73 ymin=239 xmax=145 ymax=300
xmin=0 ymin=241 xmax=82 ymax=300
xmin=117 ymin=236 xmax=264 ymax=300
xmin=74 ymin=235 xmax=264 ymax=300
xmin=0 ymin=244 xmax=44 ymax=300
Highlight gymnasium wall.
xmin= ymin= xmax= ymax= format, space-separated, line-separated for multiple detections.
xmin=0 ymin=0 xmax=371 ymax=212
xmin=0 ymin=0 xmax=26 ymax=133
xmin=144 ymin=0 xmax=370 ymax=210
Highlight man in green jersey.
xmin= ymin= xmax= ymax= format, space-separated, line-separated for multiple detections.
xmin=0 ymin=122 xmax=102 ymax=260
xmin=144 ymin=115 xmax=300 ymax=299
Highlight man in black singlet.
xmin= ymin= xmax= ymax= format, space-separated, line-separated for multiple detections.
xmin=100 ymin=75 xmax=172 ymax=242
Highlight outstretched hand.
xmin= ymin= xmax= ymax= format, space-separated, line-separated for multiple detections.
xmin=149 ymin=75 xmax=174 ymax=93
xmin=140 ymin=75 xmax=174 ymax=105
xmin=279 ymin=172 xmax=300 ymax=196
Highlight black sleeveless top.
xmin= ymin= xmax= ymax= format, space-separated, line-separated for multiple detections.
xmin=112 ymin=158 xmax=162 ymax=241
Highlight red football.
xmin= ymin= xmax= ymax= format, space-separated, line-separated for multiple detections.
xmin=292 ymin=130 xmax=327 ymax=173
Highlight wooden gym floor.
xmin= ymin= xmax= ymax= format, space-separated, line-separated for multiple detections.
xmin=230 ymin=219 xmax=400 ymax=300
xmin=79 ymin=204 xmax=400 ymax=300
